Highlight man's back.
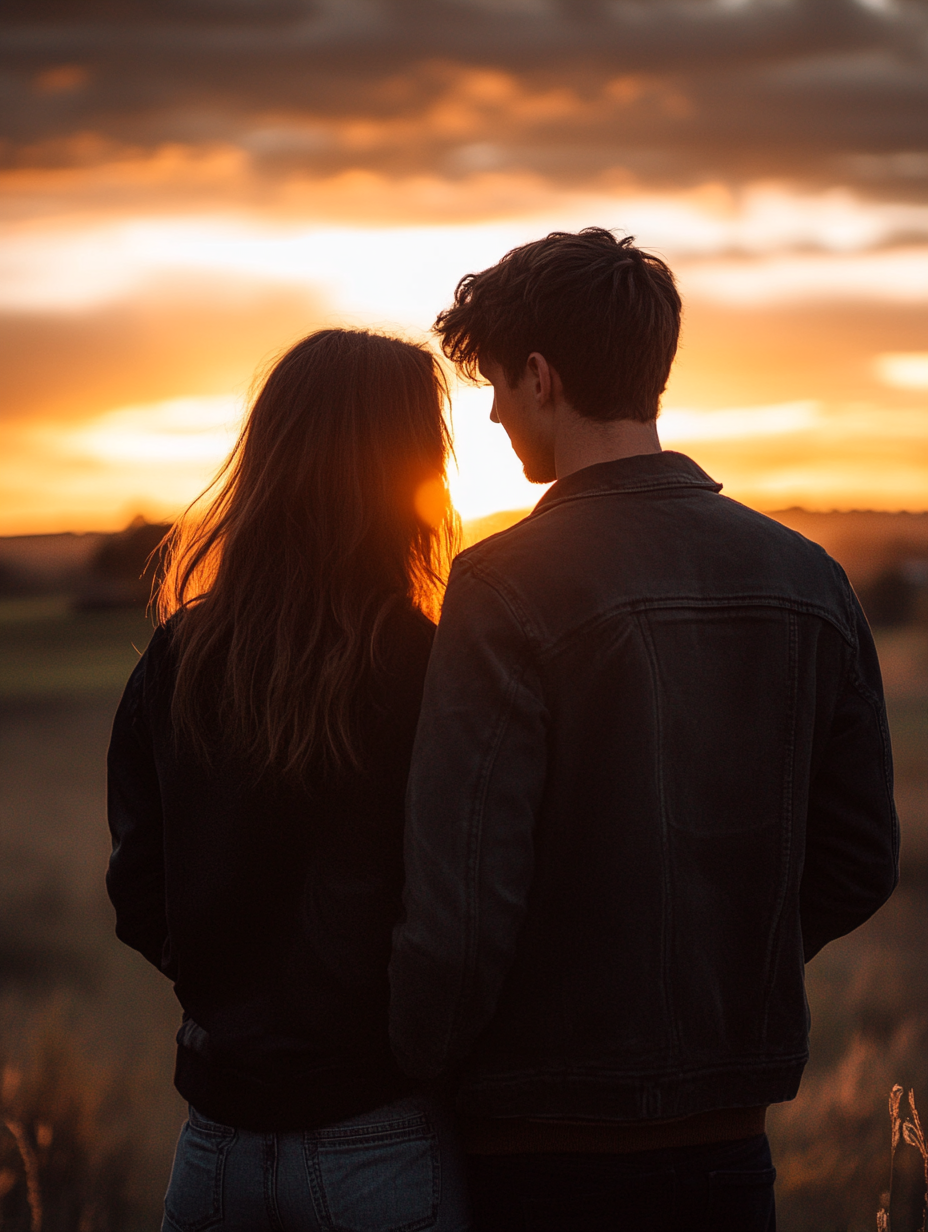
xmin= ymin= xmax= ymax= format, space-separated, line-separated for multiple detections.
xmin=391 ymin=226 xmax=897 ymax=1230
xmin=390 ymin=451 xmax=898 ymax=1120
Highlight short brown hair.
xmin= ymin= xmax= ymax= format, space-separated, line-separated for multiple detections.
xmin=434 ymin=227 xmax=681 ymax=422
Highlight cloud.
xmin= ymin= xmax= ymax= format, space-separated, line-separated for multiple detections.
xmin=678 ymin=245 xmax=928 ymax=303
xmin=664 ymin=404 xmax=928 ymax=511
xmin=0 ymin=276 xmax=325 ymax=423
xmin=0 ymin=271 xmax=924 ymax=531
xmin=874 ymin=350 xmax=928 ymax=388
xmin=666 ymin=297 xmax=928 ymax=407
xmin=1 ymin=1 xmax=925 ymax=528
xmin=1 ymin=0 xmax=925 ymax=203
xmin=2 ymin=193 xmax=926 ymax=328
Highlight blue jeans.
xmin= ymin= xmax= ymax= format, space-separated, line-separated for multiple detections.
xmin=466 ymin=1133 xmax=776 ymax=1231
xmin=163 ymin=1096 xmax=472 ymax=1232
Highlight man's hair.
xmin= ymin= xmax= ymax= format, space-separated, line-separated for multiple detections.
xmin=434 ymin=227 xmax=682 ymax=423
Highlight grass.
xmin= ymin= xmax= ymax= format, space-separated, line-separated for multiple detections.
xmin=0 ymin=598 xmax=154 ymax=702
xmin=876 ymin=1087 xmax=928 ymax=1232
xmin=767 ymin=878 xmax=928 ymax=1230
xmin=0 ymin=609 xmax=186 ymax=1229
xmin=0 ymin=999 xmax=151 ymax=1231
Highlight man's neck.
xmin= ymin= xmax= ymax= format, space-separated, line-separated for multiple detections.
xmin=553 ymin=411 xmax=662 ymax=480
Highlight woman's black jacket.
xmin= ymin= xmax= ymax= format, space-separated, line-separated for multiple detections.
xmin=106 ymin=605 xmax=435 ymax=1131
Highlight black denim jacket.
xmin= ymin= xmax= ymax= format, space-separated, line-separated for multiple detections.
xmin=390 ymin=452 xmax=898 ymax=1122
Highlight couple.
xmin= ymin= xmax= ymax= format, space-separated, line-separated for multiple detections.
xmin=107 ymin=228 xmax=898 ymax=1232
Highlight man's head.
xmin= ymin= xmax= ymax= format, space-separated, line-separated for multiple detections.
xmin=434 ymin=227 xmax=681 ymax=436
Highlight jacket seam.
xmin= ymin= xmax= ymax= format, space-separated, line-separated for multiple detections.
xmin=635 ymin=612 xmax=680 ymax=1074
xmin=761 ymin=610 xmax=799 ymax=1038
xmin=518 ymin=596 xmax=855 ymax=665
xmin=846 ymin=661 xmax=900 ymax=872
xmin=839 ymin=564 xmax=898 ymax=868
xmin=441 ymin=657 xmax=532 ymax=1068
xmin=459 ymin=557 xmax=543 ymax=652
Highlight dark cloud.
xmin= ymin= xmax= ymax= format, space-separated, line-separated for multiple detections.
xmin=0 ymin=0 xmax=926 ymax=196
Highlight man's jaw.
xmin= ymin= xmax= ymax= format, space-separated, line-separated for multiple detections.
xmin=522 ymin=459 xmax=557 ymax=485
xmin=502 ymin=421 xmax=556 ymax=484
xmin=517 ymin=440 xmax=557 ymax=485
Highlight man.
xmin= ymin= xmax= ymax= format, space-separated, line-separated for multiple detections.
xmin=390 ymin=228 xmax=897 ymax=1231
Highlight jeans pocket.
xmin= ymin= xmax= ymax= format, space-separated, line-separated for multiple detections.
xmin=707 ymin=1166 xmax=777 ymax=1232
xmin=163 ymin=1113 xmax=235 ymax=1232
xmin=304 ymin=1111 xmax=440 ymax=1232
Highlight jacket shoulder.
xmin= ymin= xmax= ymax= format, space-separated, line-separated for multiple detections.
xmin=715 ymin=498 xmax=855 ymax=594
xmin=453 ymin=490 xmax=858 ymax=648
xmin=455 ymin=508 xmax=548 ymax=575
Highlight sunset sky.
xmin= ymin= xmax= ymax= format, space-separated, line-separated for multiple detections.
xmin=1 ymin=0 xmax=926 ymax=535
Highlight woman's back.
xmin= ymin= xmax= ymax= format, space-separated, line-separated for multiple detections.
xmin=108 ymin=602 xmax=434 ymax=1130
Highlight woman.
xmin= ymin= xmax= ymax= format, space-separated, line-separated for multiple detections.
xmin=106 ymin=329 xmax=471 ymax=1232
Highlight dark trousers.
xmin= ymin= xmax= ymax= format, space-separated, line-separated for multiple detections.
xmin=467 ymin=1133 xmax=776 ymax=1232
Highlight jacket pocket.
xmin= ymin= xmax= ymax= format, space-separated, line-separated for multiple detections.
xmin=303 ymin=1110 xmax=439 ymax=1232
xmin=163 ymin=1111 xmax=235 ymax=1232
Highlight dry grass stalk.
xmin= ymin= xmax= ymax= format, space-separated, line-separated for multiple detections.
xmin=902 ymin=1089 xmax=928 ymax=1232
xmin=877 ymin=1084 xmax=902 ymax=1227
xmin=880 ymin=1085 xmax=928 ymax=1232
xmin=2 ymin=1118 xmax=42 ymax=1232
xmin=0 ymin=1016 xmax=138 ymax=1232
xmin=878 ymin=1085 xmax=904 ymax=1230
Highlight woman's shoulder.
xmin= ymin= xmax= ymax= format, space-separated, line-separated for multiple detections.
xmin=111 ymin=618 xmax=174 ymax=733
xmin=141 ymin=615 xmax=180 ymax=670
xmin=125 ymin=614 xmax=186 ymax=707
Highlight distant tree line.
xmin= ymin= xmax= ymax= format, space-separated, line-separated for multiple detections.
xmin=75 ymin=517 xmax=169 ymax=611
xmin=857 ymin=562 xmax=928 ymax=628
xmin=0 ymin=518 xmax=169 ymax=610
xmin=1 ymin=517 xmax=927 ymax=627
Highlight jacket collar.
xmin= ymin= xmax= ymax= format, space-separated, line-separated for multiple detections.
xmin=532 ymin=451 xmax=722 ymax=514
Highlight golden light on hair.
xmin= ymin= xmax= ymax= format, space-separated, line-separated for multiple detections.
xmin=414 ymin=475 xmax=451 ymax=529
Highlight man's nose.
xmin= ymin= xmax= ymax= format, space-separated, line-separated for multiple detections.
xmin=490 ymin=397 xmax=500 ymax=424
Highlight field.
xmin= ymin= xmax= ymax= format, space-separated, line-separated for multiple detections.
xmin=0 ymin=593 xmax=926 ymax=1230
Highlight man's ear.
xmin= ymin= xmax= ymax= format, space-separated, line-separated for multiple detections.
xmin=525 ymin=352 xmax=555 ymax=408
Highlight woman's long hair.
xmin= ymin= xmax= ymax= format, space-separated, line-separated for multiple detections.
xmin=156 ymin=329 xmax=458 ymax=777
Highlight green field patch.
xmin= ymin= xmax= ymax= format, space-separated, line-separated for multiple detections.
xmin=0 ymin=598 xmax=155 ymax=700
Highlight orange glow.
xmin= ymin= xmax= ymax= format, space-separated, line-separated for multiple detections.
xmin=414 ymin=477 xmax=452 ymax=530
xmin=1 ymin=177 xmax=926 ymax=533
